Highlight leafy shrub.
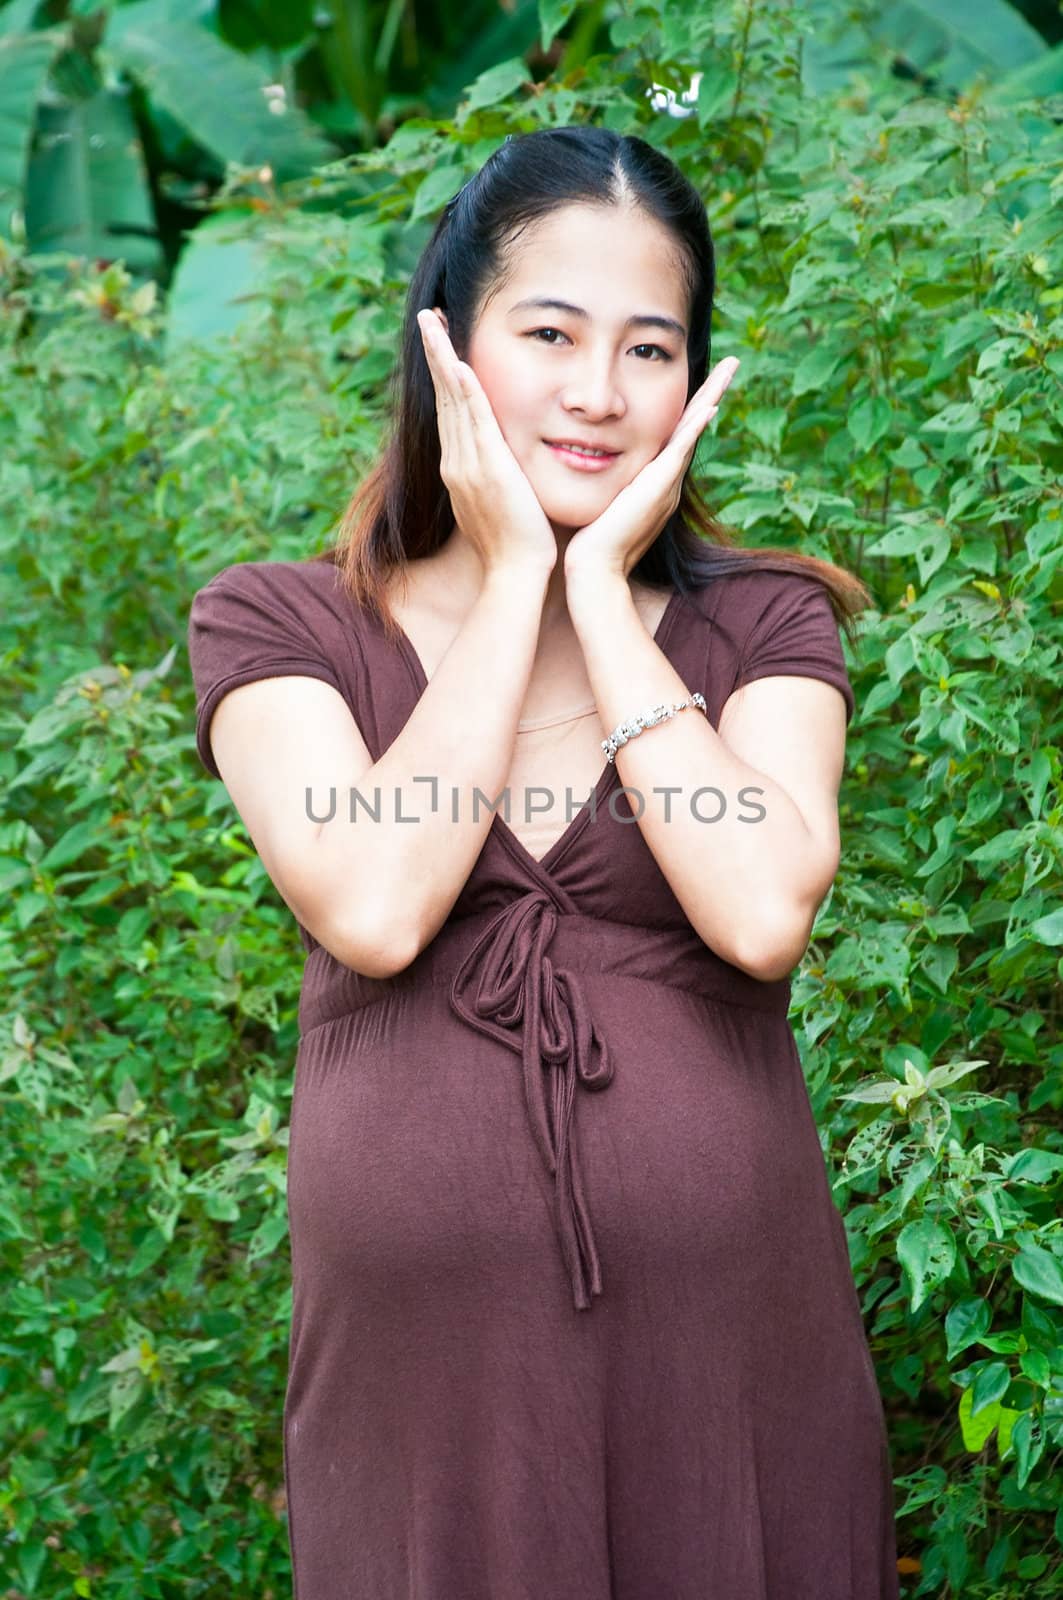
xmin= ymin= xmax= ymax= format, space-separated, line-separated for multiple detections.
xmin=1 ymin=1 xmax=1061 ymax=1594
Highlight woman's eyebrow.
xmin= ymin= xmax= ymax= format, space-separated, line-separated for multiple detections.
xmin=506 ymin=296 xmax=687 ymax=339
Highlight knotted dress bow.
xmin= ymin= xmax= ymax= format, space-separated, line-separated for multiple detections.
xmin=449 ymin=890 xmax=614 ymax=1312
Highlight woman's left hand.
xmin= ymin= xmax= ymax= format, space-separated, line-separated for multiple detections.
xmin=563 ymin=356 xmax=741 ymax=584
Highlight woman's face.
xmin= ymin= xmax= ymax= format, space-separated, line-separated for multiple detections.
xmin=458 ymin=202 xmax=693 ymax=543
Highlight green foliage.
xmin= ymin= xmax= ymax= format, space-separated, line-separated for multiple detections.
xmin=1 ymin=0 xmax=1062 ymax=1594
xmin=1 ymin=0 xmax=1060 ymax=284
xmin=0 ymin=0 xmax=550 ymax=272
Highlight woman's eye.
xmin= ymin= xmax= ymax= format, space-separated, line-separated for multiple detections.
xmin=527 ymin=328 xmax=671 ymax=361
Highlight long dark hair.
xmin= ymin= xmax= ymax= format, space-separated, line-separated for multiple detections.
xmin=309 ymin=125 xmax=870 ymax=648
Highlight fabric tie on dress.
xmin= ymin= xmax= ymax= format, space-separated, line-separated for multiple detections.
xmin=449 ymin=890 xmax=614 ymax=1313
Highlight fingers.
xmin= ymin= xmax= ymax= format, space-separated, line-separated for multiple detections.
xmin=416 ymin=306 xmax=505 ymax=451
xmin=416 ymin=306 xmax=525 ymax=502
xmin=417 ymin=308 xmax=476 ymax=405
xmin=416 ymin=308 xmax=458 ymax=407
xmin=698 ymin=356 xmax=741 ymax=408
xmin=666 ymin=399 xmax=716 ymax=463
xmin=689 ymin=357 xmax=740 ymax=423
xmin=667 ymin=356 xmax=740 ymax=456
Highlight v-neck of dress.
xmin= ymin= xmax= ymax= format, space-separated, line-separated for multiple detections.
xmin=387 ymin=585 xmax=685 ymax=884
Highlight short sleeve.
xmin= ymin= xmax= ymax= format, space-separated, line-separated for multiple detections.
xmin=733 ymin=575 xmax=855 ymax=726
xmin=188 ymin=562 xmax=344 ymax=780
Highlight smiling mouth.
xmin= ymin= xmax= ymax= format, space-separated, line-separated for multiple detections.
xmin=543 ymin=440 xmax=620 ymax=458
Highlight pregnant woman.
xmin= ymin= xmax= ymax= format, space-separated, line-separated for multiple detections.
xmin=189 ymin=123 xmax=899 ymax=1598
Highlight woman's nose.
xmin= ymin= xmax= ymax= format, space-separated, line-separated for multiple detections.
xmin=561 ymin=361 xmax=626 ymax=417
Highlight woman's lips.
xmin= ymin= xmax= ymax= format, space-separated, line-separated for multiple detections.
xmin=544 ymin=441 xmax=620 ymax=472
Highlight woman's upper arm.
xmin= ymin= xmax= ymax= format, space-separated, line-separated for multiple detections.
xmin=714 ymin=572 xmax=856 ymax=917
xmin=717 ymin=673 xmax=847 ymax=911
xmin=187 ymin=563 xmax=406 ymax=974
xmin=207 ymin=673 xmax=388 ymax=969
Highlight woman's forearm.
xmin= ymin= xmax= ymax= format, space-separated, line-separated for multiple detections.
xmin=314 ymin=562 xmax=551 ymax=972
xmin=567 ymin=569 xmax=834 ymax=979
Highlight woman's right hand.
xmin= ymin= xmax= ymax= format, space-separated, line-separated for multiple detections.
xmin=416 ymin=307 xmax=558 ymax=579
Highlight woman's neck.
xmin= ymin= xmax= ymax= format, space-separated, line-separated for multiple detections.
xmin=405 ymin=525 xmax=586 ymax=638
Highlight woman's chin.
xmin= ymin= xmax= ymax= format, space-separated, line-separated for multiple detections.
xmin=544 ymin=511 xmax=599 ymax=540
xmin=532 ymin=483 xmax=614 ymax=531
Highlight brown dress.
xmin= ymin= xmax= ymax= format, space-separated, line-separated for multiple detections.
xmin=188 ymin=557 xmax=899 ymax=1600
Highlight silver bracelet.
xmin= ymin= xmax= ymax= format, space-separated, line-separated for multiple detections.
xmin=601 ymin=693 xmax=707 ymax=764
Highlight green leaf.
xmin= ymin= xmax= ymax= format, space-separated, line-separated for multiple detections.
xmin=100 ymin=1343 xmax=146 ymax=1375
xmin=1027 ymin=908 xmax=1063 ymax=947
xmin=539 ymin=0 xmax=578 ymax=53
xmin=925 ymin=1058 xmax=987 ymax=1091
xmin=919 ymin=400 xmax=981 ymax=435
xmin=994 ymin=1404 xmax=1022 ymax=1457
xmin=67 ymin=1374 xmax=111 ymax=1425
xmin=24 ymin=89 xmax=161 ymax=271
xmin=125 ymin=1227 xmax=169 ymax=1277
xmin=958 ymin=1384 xmax=1000 ymax=1452
xmin=863 ymin=520 xmax=951 ymax=585
xmin=104 ymin=8 xmax=335 ymax=177
xmin=970 ymin=1360 xmax=1011 ymax=1415
xmin=40 ymin=818 xmax=106 ymax=872
xmin=968 ymin=829 xmax=1031 ymax=868
xmin=864 ymin=0 xmax=1044 ymax=93
xmin=975 ymin=1187 xmax=1005 ymax=1241
xmin=1004 ymin=1149 xmax=1063 ymax=1184
xmin=17 ymin=1541 xmax=46 ymax=1592
xmin=903 ymin=1058 xmax=926 ymax=1092
xmin=839 ymin=1079 xmax=900 ymax=1105
xmin=163 ymin=209 xmax=273 ymax=352
xmin=0 ymin=28 xmax=63 ymax=237
xmin=986 ymin=40 xmax=1063 ymax=104
xmin=919 ymin=942 xmax=958 ymax=993
xmin=0 ymin=1 xmax=47 ymax=37
xmin=792 ymin=343 xmax=842 ymax=397
xmin=409 ymin=164 xmax=467 ymax=225
xmin=1010 ymin=1408 xmax=1046 ymax=1490
xmin=946 ymin=1297 xmax=991 ymax=1361
xmin=1012 ymin=1244 xmax=1063 ymax=1307
xmin=1019 ymin=1349 xmax=1052 ymax=1388
xmin=247 ymin=1210 xmax=289 ymax=1261
xmin=203 ymin=1190 xmax=240 ymax=1222
xmin=14 ymin=890 xmax=49 ymax=930
xmin=695 ymin=61 xmax=737 ymax=124
xmin=458 ymin=58 xmax=532 ymax=117
xmin=108 ymin=1367 xmax=145 ymax=1431
xmin=897 ymin=1218 xmax=956 ymax=1312
xmin=911 ymin=281 xmax=977 ymax=308
xmin=1014 ymin=748 xmax=1053 ymax=823
xmin=846 ymin=396 xmax=892 ymax=453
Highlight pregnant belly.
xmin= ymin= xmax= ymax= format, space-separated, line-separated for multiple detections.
xmin=286 ymin=979 xmax=838 ymax=1322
